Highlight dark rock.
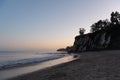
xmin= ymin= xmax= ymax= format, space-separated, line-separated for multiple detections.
xmin=57 ymin=48 xmax=66 ymax=51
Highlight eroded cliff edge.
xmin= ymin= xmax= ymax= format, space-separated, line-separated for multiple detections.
xmin=68 ymin=25 xmax=120 ymax=52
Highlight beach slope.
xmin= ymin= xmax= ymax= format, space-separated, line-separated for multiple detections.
xmin=9 ymin=50 xmax=120 ymax=80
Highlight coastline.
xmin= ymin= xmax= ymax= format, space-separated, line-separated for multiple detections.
xmin=0 ymin=53 xmax=77 ymax=80
xmin=9 ymin=50 xmax=120 ymax=80
xmin=0 ymin=53 xmax=66 ymax=71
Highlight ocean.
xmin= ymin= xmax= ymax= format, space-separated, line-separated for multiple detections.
xmin=0 ymin=51 xmax=66 ymax=70
xmin=0 ymin=50 xmax=77 ymax=80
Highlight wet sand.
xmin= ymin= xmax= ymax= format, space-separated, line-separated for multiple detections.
xmin=9 ymin=50 xmax=120 ymax=80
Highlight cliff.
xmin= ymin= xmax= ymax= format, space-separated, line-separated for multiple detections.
xmin=69 ymin=25 xmax=120 ymax=52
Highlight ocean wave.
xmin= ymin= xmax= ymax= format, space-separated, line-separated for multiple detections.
xmin=0 ymin=54 xmax=66 ymax=70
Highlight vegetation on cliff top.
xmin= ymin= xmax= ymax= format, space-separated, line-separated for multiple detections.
xmin=91 ymin=11 xmax=120 ymax=32
xmin=79 ymin=11 xmax=120 ymax=34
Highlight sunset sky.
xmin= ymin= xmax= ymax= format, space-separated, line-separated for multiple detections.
xmin=0 ymin=0 xmax=120 ymax=51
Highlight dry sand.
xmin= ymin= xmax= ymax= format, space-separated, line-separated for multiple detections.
xmin=9 ymin=50 xmax=120 ymax=80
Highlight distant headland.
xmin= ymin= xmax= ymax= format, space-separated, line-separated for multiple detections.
xmin=58 ymin=11 xmax=120 ymax=52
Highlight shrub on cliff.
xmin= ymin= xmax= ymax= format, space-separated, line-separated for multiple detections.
xmin=111 ymin=11 xmax=120 ymax=24
xmin=90 ymin=19 xmax=110 ymax=33
xmin=79 ymin=28 xmax=85 ymax=35
xmin=90 ymin=11 xmax=120 ymax=33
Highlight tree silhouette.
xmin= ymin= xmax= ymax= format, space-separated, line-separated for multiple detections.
xmin=90 ymin=19 xmax=110 ymax=32
xmin=90 ymin=11 xmax=120 ymax=32
xmin=111 ymin=11 xmax=120 ymax=24
xmin=79 ymin=28 xmax=85 ymax=35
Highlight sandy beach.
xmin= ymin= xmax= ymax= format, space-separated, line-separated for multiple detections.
xmin=9 ymin=50 xmax=120 ymax=80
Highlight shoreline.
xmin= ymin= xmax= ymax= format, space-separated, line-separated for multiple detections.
xmin=0 ymin=53 xmax=66 ymax=71
xmin=9 ymin=50 xmax=120 ymax=80
xmin=0 ymin=51 xmax=75 ymax=72
xmin=0 ymin=54 xmax=77 ymax=80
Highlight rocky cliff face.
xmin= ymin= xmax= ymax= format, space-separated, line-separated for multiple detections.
xmin=69 ymin=25 xmax=120 ymax=52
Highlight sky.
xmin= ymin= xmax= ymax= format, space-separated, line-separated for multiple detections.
xmin=0 ymin=0 xmax=120 ymax=51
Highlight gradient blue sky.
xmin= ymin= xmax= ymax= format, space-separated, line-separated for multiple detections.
xmin=0 ymin=0 xmax=120 ymax=51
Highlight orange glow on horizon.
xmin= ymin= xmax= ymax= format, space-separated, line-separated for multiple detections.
xmin=6 ymin=40 xmax=74 ymax=50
